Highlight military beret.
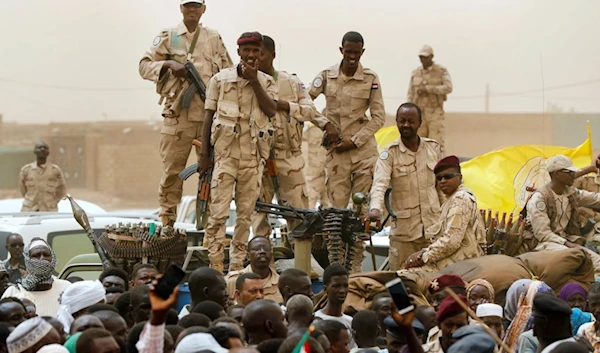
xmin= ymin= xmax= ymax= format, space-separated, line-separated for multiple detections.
xmin=533 ymin=292 xmax=571 ymax=319
xmin=448 ymin=325 xmax=496 ymax=353
xmin=237 ymin=31 xmax=263 ymax=46
xmin=434 ymin=155 xmax=461 ymax=174
xmin=436 ymin=295 xmax=468 ymax=323
xmin=383 ymin=316 xmax=425 ymax=339
xmin=429 ymin=274 xmax=466 ymax=294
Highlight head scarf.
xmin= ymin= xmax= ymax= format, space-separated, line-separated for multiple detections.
xmin=63 ymin=332 xmax=82 ymax=353
xmin=504 ymin=279 xmax=533 ymax=322
xmin=559 ymin=283 xmax=588 ymax=302
xmin=20 ymin=237 xmax=57 ymax=291
xmin=7 ymin=317 xmax=53 ymax=353
xmin=570 ymin=308 xmax=593 ymax=335
xmin=56 ymin=280 xmax=106 ymax=333
xmin=503 ymin=280 xmax=553 ymax=351
xmin=467 ymin=279 xmax=496 ymax=303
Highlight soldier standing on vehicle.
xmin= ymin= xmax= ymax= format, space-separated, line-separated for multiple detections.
xmin=366 ymin=103 xmax=443 ymax=271
xmin=251 ymin=35 xmax=328 ymax=236
xmin=139 ymin=0 xmax=232 ymax=228
xmin=19 ymin=142 xmax=66 ymax=212
xmin=198 ymin=31 xmax=278 ymax=273
xmin=407 ymin=45 xmax=452 ymax=150
xmin=308 ymin=31 xmax=386 ymax=273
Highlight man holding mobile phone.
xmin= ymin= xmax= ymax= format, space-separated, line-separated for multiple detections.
xmin=198 ymin=31 xmax=278 ymax=273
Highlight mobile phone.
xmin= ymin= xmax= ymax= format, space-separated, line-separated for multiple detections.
xmin=153 ymin=264 xmax=186 ymax=300
xmin=386 ymin=278 xmax=415 ymax=315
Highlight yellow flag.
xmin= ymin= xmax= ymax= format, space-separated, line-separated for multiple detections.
xmin=461 ymin=127 xmax=593 ymax=214
xmin=375 ymin=126 xmax=400 ymax=152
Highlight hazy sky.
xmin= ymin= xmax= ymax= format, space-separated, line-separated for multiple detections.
xmin=1 ymin=0 xmax=599 ymax=123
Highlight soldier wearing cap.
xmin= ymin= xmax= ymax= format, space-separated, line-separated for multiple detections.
xmin=198 ymin=31 xmax=278 ymax=273
xmin=526 ymin=154 xmax=600 ymax=273
xmin=407 ymin=45 xmax=452 ymax=149
xmin=366 ymin=102 xmax=442 ymax=271
xmin=251 ymin=35 xmax=328 ymax=236
xmin=422 ymin=295 xmax=468 ymax=353
xmin=308 ymin=31 xmax=386 ymax=273
xmin=139 ymin=0 xmax=233 ymax=227
xmin=402 ymin=155 xmax=485 ymax=272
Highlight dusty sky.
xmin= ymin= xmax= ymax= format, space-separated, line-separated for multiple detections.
xmin=1 ymin=0 xmax=599 ymax=123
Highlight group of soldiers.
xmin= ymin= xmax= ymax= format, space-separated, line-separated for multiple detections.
xmin=138 ymin=0 xmax=454 ymax=273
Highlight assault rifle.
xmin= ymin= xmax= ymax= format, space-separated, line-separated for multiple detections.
xmin=181 ymin=61 xmax=206 ymax=108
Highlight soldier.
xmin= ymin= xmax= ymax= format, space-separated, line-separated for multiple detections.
xmin=19 ymin=141 xmax=66 ymax=212
xmin=251 ymin=35 xmax=327 ymax=236
xmin=526 ymin=154 xmax=600 ymax=274
xmin=139 ymin=0 xmax=233 ymax=228
xmin=302 ymin=118 xmax=329 ymax=209
xmin=573 ymin=173 xmax=600 ymax=225
xmin=198 ymin=31 xmax=278 ymax=273
xmin=366 ymin=103 xmax=442 ymax=271
xmin=309 ymin=31 xmax=386 ymax=273
xmin=407 ymin=45 xmax=452 ymax=149
xmin=401 ymin=156 xmax=485 ymax=272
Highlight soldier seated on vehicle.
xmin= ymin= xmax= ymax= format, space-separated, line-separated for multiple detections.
xmin=401 ymin=156 xmax=485 ymax=273
xmin=226 ymin=237 xmax=282 ymax=304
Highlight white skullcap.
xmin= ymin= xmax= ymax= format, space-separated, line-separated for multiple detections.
xmin=7 ymin=317 xmax=54 ymax=353
xmin=476 ymin=303 xmax=503 ymax=318
xmin=37 ymin=344 xmax=69 ymax=353
xmin=174 ymin=333 xmax=228 ymax=353
xmin=56 ymin=280 xmax=106 ymax=333
xmin=29 ymin=239 xmax=50 ymax=251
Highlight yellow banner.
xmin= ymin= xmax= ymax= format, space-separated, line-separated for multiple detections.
xmin=374 ymin=124 xmax=593 ymax=214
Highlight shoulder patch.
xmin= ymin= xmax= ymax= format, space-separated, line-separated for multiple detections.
xmin=371 ymin=83 xmax=379 ymax=90
xmin=152 ymin=36 xmax=161 ymax=46
xmin=300 ymin=82 xmax=306 ymax=90
xmin=379 ymin=151 xmax=389 ymax=160
xmin=536 ymin=201 xmax=547 ymax=211
xmin=313 ymin=77 xmax=323 ymax=88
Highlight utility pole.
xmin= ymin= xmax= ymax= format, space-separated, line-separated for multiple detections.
xmin=485 ymin=84 xmax=490 ymax=113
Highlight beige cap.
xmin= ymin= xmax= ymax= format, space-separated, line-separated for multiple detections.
xmin=181 ymin=0 xmax=204 ymax=4
xmin=476 ymin=303 xmax=503 ymax=318
xmin=546 ymin=154 xmax=579 ymax=173
xmin=419 ymin=45 xmax=434 ymax=57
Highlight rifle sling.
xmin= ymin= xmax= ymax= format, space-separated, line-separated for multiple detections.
xmin=187 ymin=26 xmax=201 ymax=61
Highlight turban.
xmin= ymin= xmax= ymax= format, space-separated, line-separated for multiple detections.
xmin=56 ymin=280 xmax=106 ymax=332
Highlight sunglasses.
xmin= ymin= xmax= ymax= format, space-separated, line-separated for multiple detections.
xmin=9 ymin=243 xmax=24 ymax=248
xmin=436 ymin=173 xmax=461 ymax=181
xmin=560 ymin=169 xmax=575 ymax=176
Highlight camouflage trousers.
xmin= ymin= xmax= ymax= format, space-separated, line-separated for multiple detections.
xmin=252 ymin=153 xmax=308 ymax=237
xmin=389 ymin=236 xmax=431 ymax=271
xmin=205 ymin=155 xmax=262 ymax=273
xmin=158 ymin=111 xmax=203 ymax=225
xmin=305 ymin=168 xmax=328 ymax=209
xmin=417 ymin=106 xmax=445 ymax=149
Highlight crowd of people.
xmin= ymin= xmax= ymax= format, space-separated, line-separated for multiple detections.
xmin=2 ymin=233 xmax=600 ymax=353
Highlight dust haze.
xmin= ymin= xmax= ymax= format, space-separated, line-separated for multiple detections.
xmin=1 ymin=0 xmax=599 ymax=123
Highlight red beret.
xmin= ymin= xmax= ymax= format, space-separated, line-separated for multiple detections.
xmin=434 ymin=155 xmax=460 ymax=174
xmin=429 ymin=274 xmax=466 ymax=294
xmin=435 ymin=295 xmax=468 ymax=323
xmin=237 ymin=31 xmax=263 ymax=46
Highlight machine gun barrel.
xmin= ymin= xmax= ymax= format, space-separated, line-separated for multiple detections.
xmin=254 ymin=200 xmax=315 ymax=220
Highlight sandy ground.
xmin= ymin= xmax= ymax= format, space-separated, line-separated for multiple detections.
xmin=0 ymin=188 xmax=156 ymax=211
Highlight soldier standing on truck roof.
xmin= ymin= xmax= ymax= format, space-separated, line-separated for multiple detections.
xmin=407 ymin=45 xmax=453 ymax=150
xmin=19 ymin=141 xmax=66 ymax=212
xmin=308 ymin=31 xmax=386 ymax=273
xmin=139 ymin=0 xmax=233 ymax=229
xmin=198 ymin=32 xmax=278 ymax=273
xmin=251 ymin=35 xmax=329 ymax=237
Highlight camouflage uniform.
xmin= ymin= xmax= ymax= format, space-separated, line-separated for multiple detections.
xmin=19 ymin=162 xmax=66 ymax=212
xmin=407 ymin=185 xmax=485 ymax=272
xmin=407 ymin=56 xmax=452 ymax=149
xmin=302 ymin=123 xmax=329 ymax=209
xmin=139 ymin=22 xmax=233 ymax=225
xmin=251 ymin=71 xmax=327 ymax=236
xmin=204 ymin=67 xmax=278 ymax=272
xmin=573 ymin=175 xmax=600 ymax=223
xmin=369 ymin=138 xmax=443 ymax=271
